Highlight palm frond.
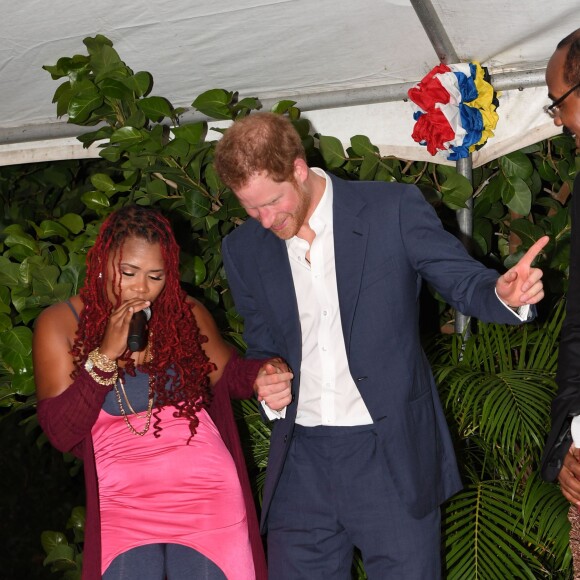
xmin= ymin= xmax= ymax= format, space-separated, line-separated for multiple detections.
xmin=431 ymin=302 xmax=570 ymax=577
xmin=443 ymin=482 xmax=547 ymax=579
xmin=521 ymin=472 xmax=572 ymax=569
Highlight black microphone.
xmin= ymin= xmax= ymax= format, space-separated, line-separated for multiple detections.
xmin=127 ymin=306 xmax=151 ymax=352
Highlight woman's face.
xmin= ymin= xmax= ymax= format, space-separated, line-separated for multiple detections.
xmin=105 ymin=237 xmax=167 ymax=306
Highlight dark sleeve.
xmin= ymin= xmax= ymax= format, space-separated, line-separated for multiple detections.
xmin=399 ymin=186 xmax=525 ymax=324
xmin=541 ymin=174 xmax=580 ymax=481
xmin=222 ymin=234 xmax=288 ymax=362
xmin=36 ymin=369 xmax=112 ymax=456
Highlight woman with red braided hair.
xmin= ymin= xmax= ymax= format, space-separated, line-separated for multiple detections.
xmin=33 ymin=205 xmax=292 ymax=580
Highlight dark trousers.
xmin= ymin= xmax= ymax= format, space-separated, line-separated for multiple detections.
xmin=267 ymin=424 xmax=442 ymax=579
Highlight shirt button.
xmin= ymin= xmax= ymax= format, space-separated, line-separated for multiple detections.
xmin=322 ymin=310 xmax=328 ymax=316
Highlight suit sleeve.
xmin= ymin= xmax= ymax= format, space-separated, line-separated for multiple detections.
xmin=398 ymin=186 xmax=524 ymax=324
xmin=541 ymin=174 xmax=580 ymax=481
xmin=222 ymin=236 xmax=283 ymax=360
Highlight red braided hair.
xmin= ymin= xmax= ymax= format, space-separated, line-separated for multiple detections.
xmin=71 ymin=204 xmax=215 ymax=438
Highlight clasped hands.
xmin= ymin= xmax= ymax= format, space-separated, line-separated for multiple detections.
xmin=255 ymin=357 xmax=293 ymax=413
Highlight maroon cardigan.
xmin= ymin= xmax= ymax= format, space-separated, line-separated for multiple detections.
xmin=37 ymin=351 xmax=267 ymax=580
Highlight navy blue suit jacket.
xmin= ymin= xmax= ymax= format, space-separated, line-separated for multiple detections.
xmin=222 ymin=175 xmax=525 ymax=530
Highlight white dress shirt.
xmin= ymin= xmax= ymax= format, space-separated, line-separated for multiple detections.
xmin=283 ymin=169 xmax=373 ymax=426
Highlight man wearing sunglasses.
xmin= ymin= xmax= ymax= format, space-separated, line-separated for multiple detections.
xmin=541 ymin=26 xmax=580 ymax=575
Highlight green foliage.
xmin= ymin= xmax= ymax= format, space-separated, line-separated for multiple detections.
xmin=0 ymin=33 xmax=577 ymax=578
xmin=40 ymin=506 xmax=84 ymax=579
xmin=428 ymin=302 xmax=572 ymax=577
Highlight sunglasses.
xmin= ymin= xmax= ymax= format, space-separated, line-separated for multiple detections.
xmin=544 ymin=81 xmax=580 ymax=118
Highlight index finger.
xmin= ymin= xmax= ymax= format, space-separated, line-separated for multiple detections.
xmin=518 ymin=235 xmax=549 ymax=268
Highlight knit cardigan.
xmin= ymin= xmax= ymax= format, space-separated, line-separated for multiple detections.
xmin=37 ymin=351 xmax=267 ymax=580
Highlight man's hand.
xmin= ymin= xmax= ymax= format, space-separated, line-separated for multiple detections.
xmin=496 ymin=236 xmax=549 ymax=307
xmin=255 ymin=358 xmax=293 ymax=412
xmin=559 ymin=446 xmax=580 ymax=505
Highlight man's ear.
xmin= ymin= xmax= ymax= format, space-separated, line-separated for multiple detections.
xmin=293 ymin=158 xmax=309 ymax=184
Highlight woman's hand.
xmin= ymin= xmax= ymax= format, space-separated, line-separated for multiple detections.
xmin=99 ymin=298 xmax=151 ymax=360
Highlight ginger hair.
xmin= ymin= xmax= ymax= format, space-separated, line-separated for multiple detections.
xmin=213 ymin=112 xmax=306 ymax=192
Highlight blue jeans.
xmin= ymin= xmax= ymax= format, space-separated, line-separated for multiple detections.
xmin=103 ymin=543 xmax=227 ymax=579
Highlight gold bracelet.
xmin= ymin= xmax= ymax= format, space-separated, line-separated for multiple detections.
xmin=87 ymin=367 xmax=118 ymax=387
xmin=85 ymin=348 xmax=117 ymax=373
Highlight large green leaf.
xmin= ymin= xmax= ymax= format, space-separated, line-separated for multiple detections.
xmin=350 ymin=134 xmax=379 ymax=157
xmin=58 ymin=213 xmax=84 ymax=235
xmin=172 ymin=122 xmax=208 ymax=145
xmin=437 ymin=165 xmax=473 ymax=209
xmin=124 ymin=71 xmax=153 ymax=97
xmin=318 ymin=135 xmax=346 ymax=169
xmin=90 ymin=173 xmax=117 ymax=194
xmin=98 ymin=77 xmax=132 ymax=99
xmin=503 ymin=175 xmax=532 ymax=215
xmin=499 ymin=151 xmax=534 ymax=180
xmin=86 ymin=39 xmax=125 ymax=81
xmin=183 ymin=188 xmax=211 ymax=218
xmin=192 ymin=89 xmax=234 ymax=120
xmin=0 ymin=257 xmax=22 ymax=288
xmin=67 ymin=85 xmax=103 ymax=123
xmin=36 ymin=220 xmax=70 ymax=240
xmin=0 ymin=326 xmax=32 ymax=374
xmin=137 ymin=96 xmax=174 ymax=122
xmin=109 ymin=126 xmax=145 ymax=147
xmin=81 ymin=190 xmax=110 ymax=211
xmin=4 ymin=232 xmax=39 ymax=254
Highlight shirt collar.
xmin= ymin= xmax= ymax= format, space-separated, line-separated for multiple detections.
xmin=286 ymin=168 xmax=332 ymax=251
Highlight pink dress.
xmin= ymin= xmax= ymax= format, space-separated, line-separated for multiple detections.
xmin=91 ymin=372 xmax=254 ymax=579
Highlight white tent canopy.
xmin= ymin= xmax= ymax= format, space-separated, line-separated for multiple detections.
xmin=1 ymin=0 xmax=579 ymax=168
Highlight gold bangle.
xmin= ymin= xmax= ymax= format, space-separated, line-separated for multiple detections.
xmin=87 ymin=367 xmax=118 ymax=387
xmin=85 ymin=348 xmax=117 ymax=373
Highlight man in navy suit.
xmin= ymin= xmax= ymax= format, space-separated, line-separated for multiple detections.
xmin=214 ymin=112 xmax=548 ymax=578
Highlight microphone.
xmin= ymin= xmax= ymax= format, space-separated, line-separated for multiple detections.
xmin=127 ymin=306 xmax=151 ymax=352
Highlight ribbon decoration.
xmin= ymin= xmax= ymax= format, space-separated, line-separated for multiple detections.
xmin=407 ymin=62 xmax=499 ymax=160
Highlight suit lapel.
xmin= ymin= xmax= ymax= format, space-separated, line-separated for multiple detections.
xmin=332 ymin=178 xmax=369 ymax=355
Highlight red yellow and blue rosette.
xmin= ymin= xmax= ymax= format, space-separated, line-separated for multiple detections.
xmin=407 ymin=62 xmax=499 ymax=160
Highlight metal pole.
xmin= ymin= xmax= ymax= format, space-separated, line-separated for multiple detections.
xmin=0 ymin=69 xmax=546 ymax=147
xmin=454 ymin=156 xmax=474 ymax=338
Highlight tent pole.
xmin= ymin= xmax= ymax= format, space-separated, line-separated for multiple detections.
xmin=409 ymin=0 xmax=477 ymax=337
xmin=455 ymin=155 xmax=474 ymax=337
xmin=0 ymin=70 xmax=546 ymax=148
xmin=409 ymin=0 xmax=459 ymax=64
